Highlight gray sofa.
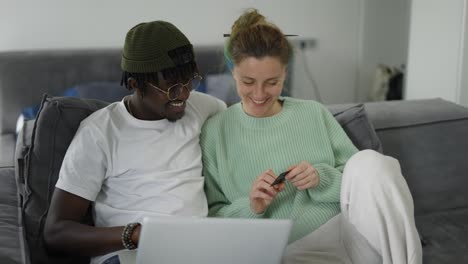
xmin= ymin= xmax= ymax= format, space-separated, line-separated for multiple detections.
xmin=1 ymin=48 xmax=468 ymax=264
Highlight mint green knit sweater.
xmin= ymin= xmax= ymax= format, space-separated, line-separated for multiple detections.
xmin=201 ymin=98 xmax=358 ymax=242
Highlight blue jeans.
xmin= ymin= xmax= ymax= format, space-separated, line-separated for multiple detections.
xmin=102 ymin=255 xmax=120 ymax=264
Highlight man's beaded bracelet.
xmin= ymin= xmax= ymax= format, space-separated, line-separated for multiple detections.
xmin=122 ymin=222 xmax=140 ymax=250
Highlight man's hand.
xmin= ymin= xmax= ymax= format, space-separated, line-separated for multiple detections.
xmin=131 ymin=224 xmax=141 ymax=247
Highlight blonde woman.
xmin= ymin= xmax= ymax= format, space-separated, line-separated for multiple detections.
xmin=201 ymin=9 xmax=422 ymax=264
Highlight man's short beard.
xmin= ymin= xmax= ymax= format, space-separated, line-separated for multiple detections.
xmin=167 ymin=112 xmax=185 ymax=122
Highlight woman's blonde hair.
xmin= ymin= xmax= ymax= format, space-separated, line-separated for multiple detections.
xmin=226 ymin=9 xmax=293 ymax=66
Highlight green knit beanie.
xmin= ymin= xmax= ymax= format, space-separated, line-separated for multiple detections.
xmin=121 ymin=21 xmax=191 ymax=73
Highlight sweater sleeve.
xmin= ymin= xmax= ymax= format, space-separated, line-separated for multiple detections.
xmin=201 ymin=120 xmax=262 ymax=219
xmin=307 ymin=106 xmax=359 ymax=202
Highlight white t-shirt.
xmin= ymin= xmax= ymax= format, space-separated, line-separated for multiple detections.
xmin=55 ymin=92 xmax=225 ymax=264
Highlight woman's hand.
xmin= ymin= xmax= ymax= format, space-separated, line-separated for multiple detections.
xmin=286 ymin=161 xmax=320 ymax=191
xmin=249 ymin=169 xmax=286 ymax=214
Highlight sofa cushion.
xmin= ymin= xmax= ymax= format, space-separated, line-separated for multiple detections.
xmin=0 ymin=167 xmax=25 ymax=264
xmin=327 ymin=104 xmax=383 ymax=152
xmin=363 ymin=99 xmax=468 ymax=215
xmin=15 ymin=95 xmax=108 ymax=264
xmin=0 ymin=134 xmax=16 ymax=167
xmin=417 ymin=208 xmax=468 ymax=264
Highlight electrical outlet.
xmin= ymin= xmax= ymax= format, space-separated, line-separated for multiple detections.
xmin=299 ymin=38 xmax=317 ymax=50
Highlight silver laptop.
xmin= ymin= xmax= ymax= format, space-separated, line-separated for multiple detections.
xmin=136 ymin=216 xmax=292 ymax=264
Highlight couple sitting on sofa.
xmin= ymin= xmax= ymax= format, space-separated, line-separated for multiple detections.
xmin=43 ymin=9 xmax=422 ymax=264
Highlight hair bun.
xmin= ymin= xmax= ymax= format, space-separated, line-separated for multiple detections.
xmin=231 ymin=9 xmax=266 ymax=37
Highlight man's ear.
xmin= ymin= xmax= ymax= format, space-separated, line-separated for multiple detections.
xmin=128 ymin=77 xmax=138 ymax=90
xmin=128 ymin=78 xmax=145 ymax=98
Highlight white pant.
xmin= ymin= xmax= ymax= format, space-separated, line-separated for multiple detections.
xmin=283 ymin=150 xmax=423 ymax=264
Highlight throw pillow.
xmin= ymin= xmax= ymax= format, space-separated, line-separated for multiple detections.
xmin=15 ymin=94 xmax=109 ymax=264
xmin=330 ymin=104 xmax=383 ymax=153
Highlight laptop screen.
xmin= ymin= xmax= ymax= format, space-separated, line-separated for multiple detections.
xmin=136 ymin=217 xmax=292 ymax=264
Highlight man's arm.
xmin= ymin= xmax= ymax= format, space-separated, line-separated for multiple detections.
xmin=44 ymin=188 xmax=140 ymax=257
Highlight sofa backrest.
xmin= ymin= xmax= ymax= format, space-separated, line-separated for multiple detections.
xmin=364 ymin=98 xmax=468 ymax=215
xmin=0 ymin=46 xmax=225 ymax=136
xmin=15 ymin=95 xmax=109 ymax=264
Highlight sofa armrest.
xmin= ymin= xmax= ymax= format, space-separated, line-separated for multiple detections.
xmin=363 ymin=98 xmax=468 ymax=215
xmin=0 ymin=166 xmax=27 ymax=264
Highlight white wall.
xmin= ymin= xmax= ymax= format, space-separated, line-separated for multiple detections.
xmin=289 ymin=1 xmax=360 ymax=104
xmin=460 ymin=5 xmax=468 ymax=107
xmin=406 ymin=0 xmax=467 ymax=103
xmin=357 ymin=0 xmax=410 ymax=102
xmin=0 ymin=0 xmax=361 ymax=104
xmin=0 ymin=0 xmax=320 ymax=49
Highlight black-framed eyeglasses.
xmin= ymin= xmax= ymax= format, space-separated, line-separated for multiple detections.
xmin=147 ymin=74 xmax=203 ymax=101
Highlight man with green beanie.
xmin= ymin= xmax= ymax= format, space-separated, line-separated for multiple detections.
xmin=43 ymin=21 xmax=226 ymax=264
